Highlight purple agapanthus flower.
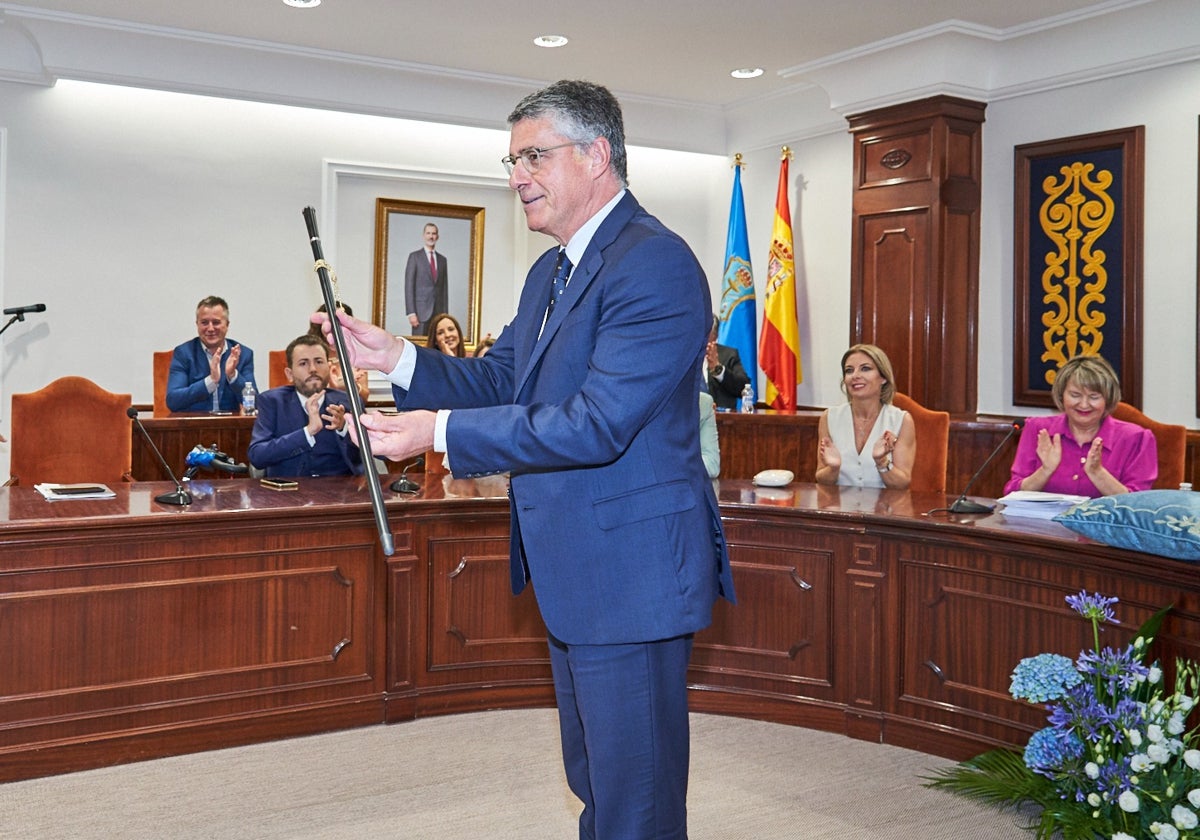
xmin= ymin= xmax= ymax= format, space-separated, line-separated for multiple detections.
xmin=1077 ymin=645 xmax=1150 ymax=694
xmin=1066 ymin=590 xmax=1120 ymax=625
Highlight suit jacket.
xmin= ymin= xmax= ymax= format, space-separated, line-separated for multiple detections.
xmin=707 ymin=343 xmax=751 ymax=410
xmin=392 ymin=191 xmax=735 ymax=646
xmin=166 ymin=337 xmax=256 ymax=413
xmin=403 ymin=248 xmax=449 ymax=330
xmin=247 ymin=386 xmax=362 ymax=477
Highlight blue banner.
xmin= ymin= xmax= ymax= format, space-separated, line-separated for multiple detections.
xmin=717 ymin=163 xmax=757 ymax=398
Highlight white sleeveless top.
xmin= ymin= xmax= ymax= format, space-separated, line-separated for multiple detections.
xmin=826 ymin=402 xmax=906 ymax=488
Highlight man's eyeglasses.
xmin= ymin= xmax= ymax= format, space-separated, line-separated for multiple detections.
xmin=501 ymin=143 xmax=580 ymax=175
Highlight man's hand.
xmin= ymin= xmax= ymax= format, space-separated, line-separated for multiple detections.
xmin=311 ymin=310 xmax=406 ymax=373
xmin=224 ymin=344 xmax=241 ymax=381
xmin=322 ymin=402 xmax=347 ymax=432
xmin=346 ymin=410 xmax=437 ymax=461
xmin=304 ymin=391 xmax=326 ymax=436
xmin=705 ymin=340 xmax=720 ymax=372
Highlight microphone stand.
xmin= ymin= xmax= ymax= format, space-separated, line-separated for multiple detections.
xmin=303 ymin=207 xmax=394 ymax=556
xmin=0 ymin=312 xmax=26 ymax=339
xmin=127 ymin=408 xmax=192 ymax=506
xmin=948 ymin=419 xmax=1025 ymax=514
xmin=391 ymin=456 xmax=424 ymax=494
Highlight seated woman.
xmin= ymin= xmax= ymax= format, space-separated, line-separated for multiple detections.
xmin=429 ymin=312 xmax=465 ymax=358
xmin=815 ymin=344 xmax=916 ymax=490
xmin=1004 ymin=354 xmax=1157 ymax=497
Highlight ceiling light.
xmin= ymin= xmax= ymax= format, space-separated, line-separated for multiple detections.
xmin=282 ymin=0 xmax=321 ymax=8
xmin=730 ymin=68 xmax=764 ymax=80
xmin=534 ymin=35 xmax=569 ymax=48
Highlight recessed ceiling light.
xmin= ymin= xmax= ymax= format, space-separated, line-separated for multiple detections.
xmin=534 ymin=35 xmax=569 ymax=48
xmin=282 ymin=0 xmax=321 ymax=8
xmin=730 ymin=68 xmax=764 ymax=80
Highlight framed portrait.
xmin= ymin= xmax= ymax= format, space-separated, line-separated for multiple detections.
xmin=371 ymin=198 xmax=485 ymax=351
xmin=1013 ymin=126 xmax=1144 ymax=408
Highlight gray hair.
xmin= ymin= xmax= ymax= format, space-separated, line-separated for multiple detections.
xmin=508 ymin=80 xmax=628 ymax=187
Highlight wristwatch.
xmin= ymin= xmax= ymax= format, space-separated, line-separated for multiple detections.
xmin=877 ymin=458 xmax=893 ymax=473
xmin=712 ymin=364 xmax=723 ymax=376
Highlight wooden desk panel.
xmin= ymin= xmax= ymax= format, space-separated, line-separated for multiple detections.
xmin=132 ymin=413 xmax=255 ymax=481
xmin=2 ymin=475 xmax=1196 ymax=780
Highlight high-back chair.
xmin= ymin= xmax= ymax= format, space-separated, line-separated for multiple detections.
xmin=1110 ymin=401 xmax=1186 ymax=490
xmin=152 ymin=350 xmax=173 ymax=415
xmin=269 ymin=350 xmax=288 ymax=389
xmin=891 ymin=392 xmax=950 ymax=494
xmin=7 ymin=376 xmax=134 ymax=486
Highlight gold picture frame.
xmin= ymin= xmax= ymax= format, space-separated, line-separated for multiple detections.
xmin=371 ymin=198 xmax=485 ymax=351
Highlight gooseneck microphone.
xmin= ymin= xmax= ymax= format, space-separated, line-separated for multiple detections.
xmin=390 ymin=455 xmax=425 ymax=493
xmin=127 ymin=407 xmax=192 ymax=506
xmin=948 ymin=417 xmax=1027 ymax=514
xmin=3 ymin=303 xmax=46 ymax=317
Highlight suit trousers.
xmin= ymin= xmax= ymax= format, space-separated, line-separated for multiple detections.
xmin=548 ymin=632 xmax=694 ymax=840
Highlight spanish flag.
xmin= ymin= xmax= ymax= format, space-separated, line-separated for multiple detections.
xmin=758 ymin=148 xmax=801 ymax=410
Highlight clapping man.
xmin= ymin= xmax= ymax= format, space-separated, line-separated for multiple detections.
xmin=247 ymin=335 xmax=361 ymax=478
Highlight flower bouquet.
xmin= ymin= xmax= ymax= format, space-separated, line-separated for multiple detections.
xmin=926 ymin=591 xmax=1198 ymax=840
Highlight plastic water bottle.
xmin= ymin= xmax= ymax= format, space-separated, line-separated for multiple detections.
xmin=739 ymin=384 xmax=755 ymax=414
xmin=242 ymin=380 xmax=257 ymax=416
xmin=1181 ymin=482 xmax=1193 ymax=492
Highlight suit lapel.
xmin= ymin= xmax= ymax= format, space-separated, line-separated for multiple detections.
xmin=515 ymin=193 xmax=640 ymax=399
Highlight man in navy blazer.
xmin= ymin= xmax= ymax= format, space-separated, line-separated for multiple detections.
xmin=247 ymin=335 xmax=361 ymax=478
xmin=166 ymin=295 xmax=256 ymax=413
xmin=318 ymin=80 xmax=734 ymax=840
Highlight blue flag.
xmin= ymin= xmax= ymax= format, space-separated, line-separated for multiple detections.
xmin=717 ymin=162 xmax=757 ymax=397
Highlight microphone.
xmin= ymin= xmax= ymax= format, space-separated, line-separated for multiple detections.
xmin=2 ymin=303 xmax=46 ymax=317
xmin=127 ymin=407 xmax=192 ymax=506
xmin=948 ymin=417 xmax=1027 ymax=514
xmin=185 ymin=444 xmax=250 ymax=475
xmin=390 ymin=455 xmax=425 ymax=493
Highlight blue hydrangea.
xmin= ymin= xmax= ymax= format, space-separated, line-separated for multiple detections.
xmin=1025 ymin=726 xmax=1085 ymax=776
xmin=1012 ymin=653 xmax=1083 ymax=703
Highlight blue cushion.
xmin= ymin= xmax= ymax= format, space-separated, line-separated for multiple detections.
xmin=1053 ymin=490 xmax=1200 ymax=561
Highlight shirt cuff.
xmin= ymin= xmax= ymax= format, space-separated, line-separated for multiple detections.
xmin=386 ymin=340 xmax=417 ymax=388
xmin=434 ymin=410 xmax=450 ymax=454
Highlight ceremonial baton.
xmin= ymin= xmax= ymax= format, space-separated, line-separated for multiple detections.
xmin=302 ymin=206 xmax=395 ymax=556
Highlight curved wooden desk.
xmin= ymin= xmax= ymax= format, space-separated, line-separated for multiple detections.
xmin=0 ymin=476 xmax=1194 ymax=781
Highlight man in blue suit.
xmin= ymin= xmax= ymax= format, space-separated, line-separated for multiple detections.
xmin=166 ymin=295 xmax=256 ymax=413
xmin=247 ymin=335 xmax=361 ymax=478
xmin=318 ymin=80 xmax=734 ymax=839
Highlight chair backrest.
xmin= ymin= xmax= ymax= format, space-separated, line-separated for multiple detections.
xmin=891 ymin=392 xmax=950 ymax=494
xmin=9 ymin=376 xmax=133 ymax=486
xmin=152 ymin=350 xmax=172 ymax=415
xmin=1110 ymin=401 xmax=1186 ymax=490
xmin=269 ymin=350 xmax=288 ymax=389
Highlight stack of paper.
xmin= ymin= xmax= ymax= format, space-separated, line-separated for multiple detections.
xmin=998 ymin=490 xmax=1089 ymax=519
xmin=34 ymin=483 xmax=117 ymax=501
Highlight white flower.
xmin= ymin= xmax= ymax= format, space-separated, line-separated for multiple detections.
xmin=1168 ymin=712 xmax=1187 ymax=735
xmin=1131 ymin=753 xmax=1154 ymax=772
xmin=1185 ymin=749 xmax=1200 ymax=770
xmin=1148 ymin=723 xmax=1166 ymax=743
xmin=1088 ymin=793 xmax=1102 ymax=806
xmin=1148 ymin=665 xmax=1163 ymax=684
xmin=1129 ymin=729 xmax=1144 ymax=747
xmin=1180 ymin=695 xmax=1195 ymax=712
xmin=1172 ymin=804 xmax=1199 ymax=830
xmin=1113 ymin=834 xmax=1136 ymax=840
xmin=1151 ymin=821 xmax=1180 ymax=840
xmin=1188 ymin=788 xmax=1200 ymax=808
xmin=1085 ymin=761 xmax=1101 ymax=779
xmin=1148 ymin=743 xmax=1172 ymax=764
xmin=1120 ymin=789 xmax=1141 ymax=812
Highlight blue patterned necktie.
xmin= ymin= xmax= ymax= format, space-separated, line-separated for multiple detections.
xmin=548 ymin=250 xmax=573 ymax=315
